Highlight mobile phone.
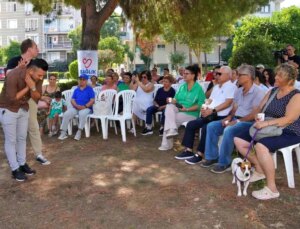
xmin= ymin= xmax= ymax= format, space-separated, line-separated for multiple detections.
xmin=175 ymin=103 xmax=183 ymax=109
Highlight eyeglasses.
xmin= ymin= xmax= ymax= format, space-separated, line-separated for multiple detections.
xmin=79 ymin=78 xmax=86 ymax=81
xmin=141 ymin=76 xmax=147 ymax=79
xmin=216 ymin=72 xmax=223 ymax=76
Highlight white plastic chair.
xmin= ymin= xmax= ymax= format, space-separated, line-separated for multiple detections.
xmin=153 ymin=84 xmax=163 ymax=98
xmin=272 ymin=143 xmax=300 ymax=188
xmin=60 ymin=89 xmax=74 ymax=134
xmin=171 ymin=83 xmax=181 ymax=92
xmin=86 ymin=89 xmax=117 ymax=138
xmin=106 ymin=90 xmax=136 ymax=142
xmin=93 ymin=86 xmax=102 ymax=98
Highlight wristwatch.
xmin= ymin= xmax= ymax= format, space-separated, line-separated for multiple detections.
xmin=30 ymin=86 xmax=36 ymax=92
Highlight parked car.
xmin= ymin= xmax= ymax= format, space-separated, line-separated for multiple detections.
xmin=0 ymin=67 xmax=5 ymax=81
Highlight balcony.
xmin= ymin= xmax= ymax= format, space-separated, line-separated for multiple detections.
xmin=46 ymin=41 xmax=72 ymax=51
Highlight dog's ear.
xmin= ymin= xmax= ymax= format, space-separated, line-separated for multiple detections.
xmin=237 ymin=162 xmax=242 ymax=167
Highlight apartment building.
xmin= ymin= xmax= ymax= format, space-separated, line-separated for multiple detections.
xmin=0 ymin=0 xmax=81 ymax=63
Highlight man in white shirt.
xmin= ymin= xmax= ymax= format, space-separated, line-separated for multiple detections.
xmin=175 ymin=66 xmax=237 ymax=163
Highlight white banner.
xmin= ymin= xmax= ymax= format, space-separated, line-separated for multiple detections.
xmin=77 ymin=50 xmax=98 ymax=78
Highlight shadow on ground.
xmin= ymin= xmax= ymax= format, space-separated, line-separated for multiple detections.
xmin=0 ymin=125 xmax=300 ymax=228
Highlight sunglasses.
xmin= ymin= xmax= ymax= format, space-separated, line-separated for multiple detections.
xmin=141 ymin=76 xmax=147 ymax=79
xmin=216 ymin=72 xmax=223 ymax=76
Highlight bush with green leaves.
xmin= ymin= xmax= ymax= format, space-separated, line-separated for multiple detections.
xmin=169 ymin=51 xmax=186 ymax=70
xmin=69 ymin=60 xmax=78 ymax=80
xmin=58 ymin=80 xmax=78 ymax=92
xmin=230 ymin=38 xmax=275 ymax=69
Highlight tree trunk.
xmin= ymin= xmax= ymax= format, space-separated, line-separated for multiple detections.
xmin=193 ymin=48 xmax=203 ymax=74
xmin=81 ymin=0 xmax=119 ymax=50
xmin=173 ymin=41 xmax=177 ymax=52
xmin=204 ymin=52 xmax=208 ymax=74
xmin=188 ymin=47 xmax=192 ymax=65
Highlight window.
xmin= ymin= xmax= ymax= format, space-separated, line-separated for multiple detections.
xmin=7 ymin=36 xmax=18 ymax=44
xmin=157 ymin=44 xmax=165 ymax=49
xmin=6 ymin=1 xmax=17 ymax=12
xmin=260 ymin=4 xmax=270 ymax=13
xmin=48 ymin=52 xmax=60 ymax=62
xmin=7 ymin=19 xmax=17 ymax=29
xmin=25 ymin=34 xmax=39 ymax=44
xmin=25 ymin=18 xmax=38 ymax=31
xmin=24 ymin=2 xmax=33 ymax=15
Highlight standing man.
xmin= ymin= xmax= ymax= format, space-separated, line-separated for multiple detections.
xmin=0 ymin=59 xmax=48 ymax=181
xmin=6 ymin=39 xmax=50 ymax=165
xmin=283 ymin=44 xmax=300 ymax=80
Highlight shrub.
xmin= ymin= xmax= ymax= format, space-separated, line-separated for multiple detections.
xmin=69 ymin=60 xmax=79 ymax=80
xmin=58 ymin=80 xmax=78 ymax=92
xmin=230 ymin=38 xmax=275 ymax=69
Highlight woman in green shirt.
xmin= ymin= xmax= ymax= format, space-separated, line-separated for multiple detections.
xmin=117 ymin=72 xmax=132 ymax=92
xmin=158 ymin=65 xmax=205 ymax=151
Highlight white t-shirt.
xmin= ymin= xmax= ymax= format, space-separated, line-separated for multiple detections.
xmin=209 ymin=80 xmax=237 ymax=116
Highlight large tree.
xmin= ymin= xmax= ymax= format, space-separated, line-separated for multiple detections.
xmin=22 ymin=0 xmax=268 ymax=53
xmin=19 ymin=0 xmax=119 ymax=50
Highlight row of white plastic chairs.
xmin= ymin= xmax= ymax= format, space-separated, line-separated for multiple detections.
xmin=61 ymin=89 xmax=136 ymax=142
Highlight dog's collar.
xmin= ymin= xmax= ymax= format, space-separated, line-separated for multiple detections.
xmin=234 ymin=169 xmax=250 ymax=183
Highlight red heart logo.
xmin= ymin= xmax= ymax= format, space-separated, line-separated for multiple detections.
xmin=82 ymin=58 xmax=92 ymax=68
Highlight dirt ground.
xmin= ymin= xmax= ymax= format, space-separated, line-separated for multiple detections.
xmin=0 ymin=125 xmax=300 ymax=229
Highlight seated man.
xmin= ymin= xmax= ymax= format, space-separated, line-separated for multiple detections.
xmin=202 ymin=64 xmax=265 ymax=173
xmin=141 ymin=75 xmax=176 ymax=136
xmin=58 ymin=74 xmax=95 ymax=141
xmin=175 ymin=66 xmax=237 ymax=163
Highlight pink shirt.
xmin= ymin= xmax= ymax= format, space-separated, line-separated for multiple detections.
xmin=101 ymin=84 xmax=117 ymax=91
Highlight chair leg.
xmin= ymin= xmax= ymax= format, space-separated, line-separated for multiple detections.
xmin=281 ymin=148 xmax=295 ymax=188
xmin=272 ymin=152 xmax=277 ymax=169
xmin=295 ymin=146 xmax=300 ymax=174
xmin=100 ymin=117 xmax=107 ymax=139
xmin=86 ymin=117 xmax=91 ymax=138
xmin=114 ymin=121 xmax=118 ymax=135
xmin=95 ymin=119 xmax=99 ymax=132
xmin=120 ymin=120 xmax=126 ymax=142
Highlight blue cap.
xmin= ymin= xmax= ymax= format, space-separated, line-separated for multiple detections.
xmin=79 ymin=74 xmax=89 ymax=80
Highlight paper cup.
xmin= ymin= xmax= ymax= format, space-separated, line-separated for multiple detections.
xmin=167 ymin=97 xmax=173 ymax=103
xmin=257 ymin=113 xmax=265 ymax=121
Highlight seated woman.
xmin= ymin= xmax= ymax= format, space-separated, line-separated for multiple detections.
xmin=37 ymin=73 xmax=60 ymax=134
xmin=131 ymin=70 xmax=154 ymax=125
xmin=90 ymin=75 xmax=101 ymax=88
xmin=117 ymin=72 xmax=132 ymax=92
xmin=254 ymin=70 xmax=269 ymax=93
xmin=141 ymin=75 xmax=176 ymax=136
xmin=263 ymin=68 xmax=275 ymax=88
xmin=234 ymin=63 xmax=300 ymax=200
xmin=158 ymin=65 xmax=206 ymax=151
xmin=101 ymin=72 xmax=117 ymax=91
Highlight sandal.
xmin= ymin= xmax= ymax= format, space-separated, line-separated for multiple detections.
xmin=250 ymin=170 xmax=266 ymax=183
xmin=252 ymin=186 xmax=280 ymax=200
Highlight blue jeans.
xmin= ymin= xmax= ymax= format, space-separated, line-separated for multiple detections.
xmin=205 ymin=120 xmax=253 ymax=166
xmin=181 ymin=116 xmax=225 ymax=153
xmin=146 ymin=105 xmax=165 ymax=126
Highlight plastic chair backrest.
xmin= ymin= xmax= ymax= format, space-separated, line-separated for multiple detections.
xmin=153 ymin=84 xmax=163 ymax=98
xmin=93 ymin=86 xmax=102 ymax=98
xmin=113 ymin=90 xmax=136 ymax=116
xmin=171 ymin=83 xmax=181 ymax=91
xmin=96 ymin=89 xmax=117 ymax=115
xmin=62 ymin=89 xmax=73 ymax=108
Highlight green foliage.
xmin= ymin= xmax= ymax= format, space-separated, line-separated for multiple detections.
xmin=48 ymin=72 xmax=65 ymax=79
xmin=169 ymin=52 xmax=186 ymax=70
xmin=230 ymin=38 xmax=274 ymax=69
xmin=3 ymin=41 xmax=21 ymax=63
xmin=98 ymin=37 xmax=125 ymax=64
xmin=100 ymin=13 xmax=122 ymax=38
xmin=0 ymin=48 xmax=5 ymax=66
xmin=98 ymin=49 xmax=115 ymax=69
xmin=140 ymin=53 xmax=152 ymax=69
xmin=233 ymin=6 xmax=300 ymax=52
xmin=58 ymin=80 xmax=78 ymax=92
xmin=68 ymin=24 xmax=82 ymax=57
xmin=64 ymin=72 xmax=71 ymax=79
xmin=69 ymin=60 xmax=79 ymax=80
xmin=221 ymin=37 xmax=234 ymax=63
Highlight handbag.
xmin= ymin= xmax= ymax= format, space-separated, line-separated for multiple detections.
xmin=249 ymin=89 xmax=284 ymax=141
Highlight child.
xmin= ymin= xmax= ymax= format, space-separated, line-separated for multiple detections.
xmin=48 ymin=91 xmax=66 ymax=137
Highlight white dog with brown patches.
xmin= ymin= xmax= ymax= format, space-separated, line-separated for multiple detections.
xmin=232 ymin=158 xmax=252 ymax=196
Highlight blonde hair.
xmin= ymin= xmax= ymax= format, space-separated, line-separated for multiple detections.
xmin=275 ymin=63 xmax=297 ymax=84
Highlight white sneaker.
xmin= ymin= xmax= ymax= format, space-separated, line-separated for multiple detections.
xmin=74 ymin=130 xmax=82 ymax=141
xmin=48 ymin=131 xmax=53 ymax=137
xmin=250 ymin=171 xmax=266 ymax=183
xmin=36 ymin=155 xmax=51 ymax=165
xmin=158 ymin=145 xmax=172 ymax=151
xmin=58 ymin=131 xmax=68 ymax=140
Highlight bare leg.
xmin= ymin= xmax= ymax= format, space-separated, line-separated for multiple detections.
xmin=234 ymin=137 xmax=264 ymax=173
xmin=254 ymin=143 xmax=278 ymax=193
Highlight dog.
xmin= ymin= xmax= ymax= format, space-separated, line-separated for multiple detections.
xmin=231 ymin=158 xmax=252 ymax=197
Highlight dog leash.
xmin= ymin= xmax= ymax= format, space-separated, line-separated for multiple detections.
xmin=244 ymin=129 xmax=259 ymax=161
